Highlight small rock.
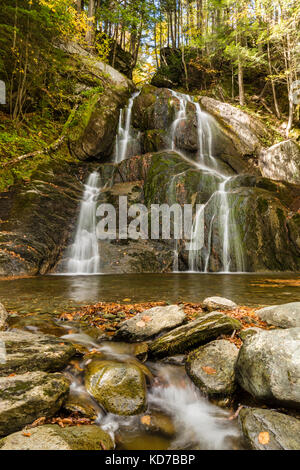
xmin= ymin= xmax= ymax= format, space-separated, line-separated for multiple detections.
xmin=140 ymin=412 xmax=175 ymax=437
xmin=186 ymin=340 xmax=239 ymax=396
xmin=85 ymin=359 xmax=147 ymax=416
xmin=149 ymin=312 xmax=241 ymax=359
xmin=0 ymin=330 xmax=76 ymax=376
xmin=0 ymin=424 xmax=113 ymax=450
xmin=236 ymin=327 xmax=300 ymax=409
xmin=115 ymin=305 xmax=186 ymax=342
xmin=239 ymin=407 xmax=300 ymax=450
xmin=0 ymin=303 xmax=8 ymax=331
xmin=203 ymin=297 xmax=237 ymax=312
xmin=0 ymin=372 xmax=70 ymax=437
xmin=256 ymin=302 xmax=300 ymax=328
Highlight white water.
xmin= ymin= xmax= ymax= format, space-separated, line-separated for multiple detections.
xmin=114 ymin=91 xmax=140 ymax=163
xmin=66 ymin=171 xmax=101 ymax=275
xmin=169 ymin=90 xmax=244 ymax=273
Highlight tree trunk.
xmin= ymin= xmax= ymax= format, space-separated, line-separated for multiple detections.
xmin=85 ymin=0 xmax=96 ymax=46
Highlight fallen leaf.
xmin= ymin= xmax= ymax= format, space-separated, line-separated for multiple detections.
xmin=258 ymin=431 xmax=270 ymax=445
xmin=22 ymin=432 xmax=31 ymax=437
xmin=202 ymin=366 xmax=217 ymax=375
xmin=123 ymin=298 xmax=131 ymax=302
xmin=142 ymin=315 xmax=152 ymax=323
xmin=136 ymin=321 xmax=146 ymax=328
xmin=141 ymin=415 xmax=151 ymax=426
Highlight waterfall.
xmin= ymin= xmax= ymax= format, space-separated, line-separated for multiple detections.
xmin=66 ymin=172 xmax=101 ymax=275
xmin=114 ymin=91 xmax=140 ymax=163
xmin=169 ymin=90 xmax=244 ymax=273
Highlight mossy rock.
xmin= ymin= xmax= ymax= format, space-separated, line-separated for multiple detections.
xmin=0 ymin=424 xmax=113 ymax=450
xmin=85 ymin=359 xmax=147 ymax=416
xmin=149 ymin=312 xmax=241 ymax=359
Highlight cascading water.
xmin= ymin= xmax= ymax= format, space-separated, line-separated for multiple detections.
xmin=169 ymin=90 xmax=244 ymax=273
xmin=66 ymin=171 xmax=101 ymax=275
xmin=114 ymin=91 xmax=140 ymax=163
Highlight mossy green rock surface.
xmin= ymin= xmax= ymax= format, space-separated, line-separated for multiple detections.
xmin=85 ymin=359 xmax=147 ymax=416
xmin=0 ymin=424 xmax=113 ymax=450
xmin=149 ymin=312 xmax=241 ymax=358
xmin=185 ymin=339 xmax=239 ymax=396
xmin=239 ymin=407 xmax=300 ymax=450
xmin=0 ymin=372 xmax=69 ymax=437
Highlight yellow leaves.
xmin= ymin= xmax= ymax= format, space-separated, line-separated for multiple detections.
xmin=202 ymin=366 xmax=217 ymax=375
xmin=258 ymin=431 xmax=270 ymax=445
xmin=123 ymin=298 xmax=131 ymax=302
xmin=140 ymin=415 xmax=151 ymax=426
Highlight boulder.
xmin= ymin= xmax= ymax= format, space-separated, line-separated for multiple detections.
xmin=0 ymin=330 xmax=75 ymax=376
xmin=149 ymin=312 xmax=241 ymax=359
xmin=200 ymin=96 xmax=271 ymax=158
xmin=115 ymin=305 xmax=186 ymax=342
xmin=0 ymin=303 xmax=8 ymax=331
xmin=0 ymin=372 xmax=69 ymax=437
xmin=0 ymin=424 xmax=113 ymax=450
xmin=85 ymin=360 xmax=147 ymax=416
xmin=239 ymin=407 xmax=300 ymax=450
xmin=259 ymin=140 xmax=300 ymax=185
xmin=185 ymin=340 xmax=239 ymax=396
xmin=236 ymin=328 xmax=300 ymax=409
xmin=256 ymin=302 xmax=300 ymax=328
xmin=203 ymin=297 xmax=237 ymax=312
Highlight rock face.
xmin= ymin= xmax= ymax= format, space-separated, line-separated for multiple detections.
xmin=256 ymin=302 xmax=300 ymax=328
xmin=0 ymin=330 xmax=75 ymax=376
xmin=185 ymin=340 xmax=239 ymax=396
xmin=115 ymin=305 xmax=186 ymax=342
xmin=0 ymin=424 xmax=113 ymax=450
xmin=259 ymin=140 xmax=300 ymax=184
xmin=0 ymin=372 xmax=69 ymax=437
xmin=85 ymin=360 xmax=147 ymax=416
xmin=236 ymin=328 xmax=300 ymax=409
xmin=200 ymin=96 xmax=271 ymax=158
xmin=239 ymin=407 xmax=300 ymax=450
xmin=0 ymin=303 xmax=8 ymax=331
xmin=149 ymin=312 xmax=241 ymax=358
xmin=0 ymin=160 xmax=88 ymax=276
xmin=203 ymin=297 xmax=237 ymax=312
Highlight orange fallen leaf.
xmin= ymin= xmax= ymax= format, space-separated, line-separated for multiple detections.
xmin=258 ymin=431 xmax=270 ymax=445
xmin=22 ymin=432 xmax=31 ymax=437
xmin=142 ymin=315 xmax=152 ymax=323
xmin=136 ymin=321 xmax=146 ymax=328
xmin=202 ymin=366 xmax=217 ymax=375
xmin=141 ymin=415 xmax=151 ymax=426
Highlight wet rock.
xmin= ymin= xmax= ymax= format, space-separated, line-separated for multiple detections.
xmin=200 ymin=96 xmax=271 ymax=158
xmin=0 ymin=330 xmax=75 ymax=376
xmin=256 ymin=302 xmax=300 ymax=328
xmin=259 ymin=140 xmax=300 ymax=185
xmin=134 ymin=343 xmax=149 ymax=362
xmin=132 ymin=85 xmax=175 ymax=132
xmin=0 ymin=424 xmax=113 ymax=450
xmin=236 ymin=328 xmax=300 ymax=409
xmin=63 ymin=388 xmax=101 ymax=420
xmin=85 ymin=359 xmax=147 ymax=416
xmin=0 ymin=372 xmax=69 ymax=437
xmin=185 ymin=340 xmax=239 ymax=396
xmin=149 ymin=312 xmax=241 ymax=359
xmin=203 ymin=297 xmax=237 ymax=312
xmin=239 ymin=407 xmax=300 ymax=450
xmin=115 ymin=305 xmax=186 ymax=342
xmin=160 ymin=355 xmax=186 ymax=366
xmin=0 ymin=303 xmax=8 ymax=331
xmin=141 ymin=411 xmax=175 ymax=437
xmin=8 ymin=314 xmax=67 ymax=337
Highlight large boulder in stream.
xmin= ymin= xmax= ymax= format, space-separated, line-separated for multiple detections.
xmin=259 ymin=140 xmax=300 ymax=185
xmin=236 ymin=328 xmax=300 ymax=409
xmin=239 ymin=407 xmax=300 ymax=450
xmin=115 ymin=305 xmax=186 ymax=342
xmin=186 ymin=340 xmax=239 ymax=396
xmin=0 ymin=330 xmax=75 ymax=376
xmin=0 ymin=424 xmax=113 ymax=450
xmin=0 ymin=372 xmax=69 ymax=437
xmin=0 ymin=303 xmax=8 ymax=331
xmin=85 ymin=359 xmax=147 ymax=416
xmin=149 ymin=312 xmax=241 ymax=359
xmin=256 ymin=302 xmax=300 ymax=328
